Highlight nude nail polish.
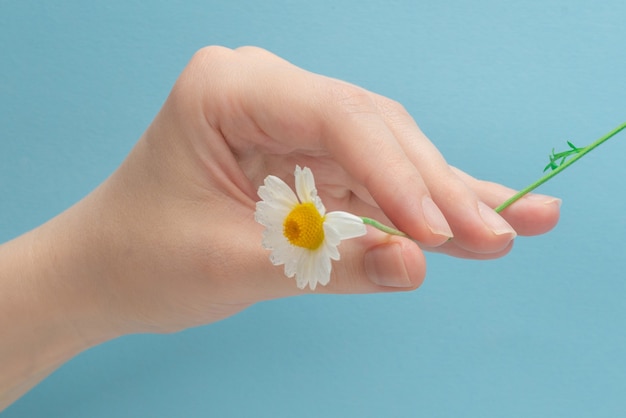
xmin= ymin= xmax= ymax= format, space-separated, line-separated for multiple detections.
xmin=477 ymin=201 xmax=517 ymax=237
xmin=422 ymin=196 xmax=454 ymax=238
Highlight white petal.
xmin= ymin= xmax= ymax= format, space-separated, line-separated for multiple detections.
xmin=295 ymin=273 xmax=310 ymax=290
xmin=294 ymin=166 xmax=314 ymax=202
xmin=292 ymin=248 xmax=316 ymax=289
xmin=298 ymin=251 xmax=320 ymax=290
xmin=314 ymin=249 xmax=333 ymax=286
xmin=322 ymin=239 xmax=341 ymax=261
xmin=295 ymin=258 xmax=311 ymax=289
xmin=261 ymin=219 xmax=288 ymax=244
xmin=294 ymin=166 xmax=326 ymax=215
xmin=312 ymin=195 xmax=326 ymax=217
xmin=258 ymin=175 xmax=298 ymax=209
xmin=255 ymin=202 xmax=288 ymax=228
xmin=285 ymin=261 xmax=299 ymax=279
xmin=308 ymin=247 xmax=335 ymax=290
xmin=283 ymin=246 xmax=305 ymax=278
xmin=323 ymin=222 xmax=342 ymax=247
xmin=268 ymin=241 xmax=291 ymax=265
xmin=324 ymin=211 xmax=367 ymax=240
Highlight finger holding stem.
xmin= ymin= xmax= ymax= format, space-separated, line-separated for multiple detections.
xmin=495 ymin=121 xmax=626 ymax=213
xmin=362 ymin=121 xmax=626 ymax=237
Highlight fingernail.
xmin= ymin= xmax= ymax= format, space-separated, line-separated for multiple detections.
xmin=477 ymin=201 xmax=517 ymax=237
xmin=422 ymin=196 xmax=454 ymax=238
xmin=524 ymin=194 xmax=562 ymax=207
xmin=364 ymin=244 xmax=413 ymax=288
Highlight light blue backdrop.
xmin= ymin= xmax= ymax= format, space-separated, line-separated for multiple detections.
xmin=2 ymin=1 xmax=625 ymax=417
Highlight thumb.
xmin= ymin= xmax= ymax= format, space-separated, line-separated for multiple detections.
xmin=248 ymin=225 xmax=426 ymax=297
xmin=364 ymin=239 xmax=425 ymax=289
xmin=323 ymin=226 xmax=426 ymax=294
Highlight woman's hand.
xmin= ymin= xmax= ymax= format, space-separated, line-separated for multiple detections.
xmin=1 ymin=46 xmax=560 ymax=408
xmin=84 ymin=46 xmax=559 ymax=334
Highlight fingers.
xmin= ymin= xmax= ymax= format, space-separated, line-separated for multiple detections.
xmin=199 ymin=47 xmax=453 ymax=247
xmin=336 ymin=97 xmax=560 ymax=256
xmin=315 ymin=85 xmax=454 ymax=248
xmin=188 ymin=46 xmax=559 ymax=260
xmin=370 ymin=95 xmax=521 ymax=254
xmin=450 ymin=167 xmax=561 ymax=236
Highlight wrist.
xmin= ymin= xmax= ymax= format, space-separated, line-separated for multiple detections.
xmin=0 ymin=191 xmax=128 ymax=407
xmin=30 ymin=192 xmax=130 ymax=347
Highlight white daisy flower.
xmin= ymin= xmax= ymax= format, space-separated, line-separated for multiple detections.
xmin=255 ymin=166 xmax=367 ymax=290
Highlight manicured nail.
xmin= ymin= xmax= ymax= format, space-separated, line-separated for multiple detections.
xmin=364 ymin=244 xmax=413 ymax=288
xmin=422 ymin=196 xmax=454 ymax=238
xmin=523 ymin=194 xmax=562 ymax=207
xmin=477 ymin=201 xmax=517 ymax=237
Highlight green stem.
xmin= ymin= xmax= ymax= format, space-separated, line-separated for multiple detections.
xmin=495 ymin=122 xmax=626 ymax=213
xmin=361 ymin=217 xmax=410 ymax=239
xmin=361 ymin=122 xmax=626 ymax=237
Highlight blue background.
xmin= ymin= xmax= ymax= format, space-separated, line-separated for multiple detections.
xmin=2 ymin=1 xmax=625 ymax=417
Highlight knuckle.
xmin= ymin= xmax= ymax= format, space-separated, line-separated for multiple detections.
xmin=234 ymin=45 xmax=272 ymax=57
xmin=170 ymin=46 xmax=236 ymax=107
xmin=324 ymin=82 xmax=378 ymax=117
xmin=190 ymin=45 xmax=234 ymax=66
xmin=376 ymin=96 xmax=411 ymax=119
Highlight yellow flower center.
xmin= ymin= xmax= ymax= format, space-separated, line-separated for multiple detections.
xmin=283 ymin=202 xmax=325 ymax=250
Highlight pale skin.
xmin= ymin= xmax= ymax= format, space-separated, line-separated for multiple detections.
xmin=0 ymin=46 xmax=560 ymax=410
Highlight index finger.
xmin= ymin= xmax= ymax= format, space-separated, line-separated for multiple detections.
xmin=228 ymin=48 xmax=453 ymax=247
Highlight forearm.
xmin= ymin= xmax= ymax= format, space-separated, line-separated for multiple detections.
xmin=0 ymin=195 xmax=122 ymax=410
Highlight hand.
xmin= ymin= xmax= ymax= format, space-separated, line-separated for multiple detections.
xmin=6 ymin=45 xmax=558 ymax=340
xmin=1 ymin=46 xmax=561 ymax=406
xmin=67 ymin=46 xmax=558 ymax=334
xmin=0 ymin=45 xmax=562 ymax=410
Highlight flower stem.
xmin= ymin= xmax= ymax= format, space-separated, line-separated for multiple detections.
xmin=495 ymin=122 xmax=626 ymax=213
xmin=362 ymin=122 xmax=626 ymax=237
xmin=361 ymin=217 xmax=410 ymax=239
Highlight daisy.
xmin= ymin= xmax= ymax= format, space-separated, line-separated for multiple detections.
xmin=255 ymin=166 xmax=367 ymax=290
